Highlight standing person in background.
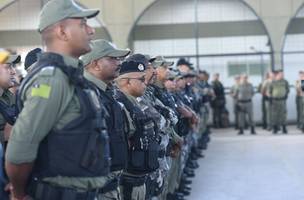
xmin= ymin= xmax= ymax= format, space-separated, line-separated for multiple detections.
xmin=268 ymin=70 xmax=289 ymax=134
xmin=211 ymin=73 xmax=226 ymax=128
xmin=259 ymin=73 xmax=268 ymax=129
xmin=296 ymin=71 xmax=304 ymax=133
xmin=234 ymin=74 xmax=256 ymax=135
xmin=295 ymin=71 xmax=304 ymax=129
xmin=230 ymin=75 xmax=240 ymax=130
xmin=263 ymin=71 xmax=275 ymax=131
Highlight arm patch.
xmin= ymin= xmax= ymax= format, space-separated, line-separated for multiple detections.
xmin=31 ymin=84 xmax=52 ymax=99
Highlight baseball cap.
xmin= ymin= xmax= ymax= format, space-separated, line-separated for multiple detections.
xmin=6 ymin=54 xmax=21 ymax=65
xmin=119 ymin=61 xmax=146 ymax=75
xmin=152 ymin=56 xmax=174 ymax=68
xmin=24 ymin=48 xmax=43 ymax=70
xmin=38 ymin=0 xmax=100 ymax=32
xmin=81 ymin=39 xmax=130 ymax=66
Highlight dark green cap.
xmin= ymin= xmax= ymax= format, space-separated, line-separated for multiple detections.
xmin=80 ymin=39 xmax=130 ymax=66
xmin=38 ymin=0 xmax=100 ymax=32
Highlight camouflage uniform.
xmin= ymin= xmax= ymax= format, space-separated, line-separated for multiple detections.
xmin=263 ymin=79 xmax=273 ymax=130
xmin=268 ymin=79 xmax=289 ymax=133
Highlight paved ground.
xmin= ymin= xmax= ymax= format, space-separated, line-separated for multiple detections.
xmin=188 ymin=126 xmax=304 ymax=200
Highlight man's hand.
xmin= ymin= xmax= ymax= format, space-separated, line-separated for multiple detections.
xmin=4 ymin=123 xmax=13 ymax=141
xmin=5 ymin=162 xmax=33 ymax=200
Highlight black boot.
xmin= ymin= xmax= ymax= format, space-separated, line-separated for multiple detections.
xmin=238 ymin=128 xmax=244 ymax=135
xmin=251 ymin=126 xmax=256 ymax=135
xmin=272 ymin=126 xmax=278 ymax=134
xmin=282 ymin=125 xmax=288 ymax=134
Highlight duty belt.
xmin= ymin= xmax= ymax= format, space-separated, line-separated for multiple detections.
xmin=237 ymin=99 xmax=252 ymax=103
xmin=272 ymin=97 xmax=286 ymax=101
xmin=120 ymin=174 xmax=147 ymax=187
xmin=28 ymin=178 xmax=119 ymax=200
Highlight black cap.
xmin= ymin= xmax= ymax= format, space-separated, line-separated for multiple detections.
xmin=183 ymin=71 xmax=196 ymax=78
xmin=24 ymin=48 xmax=42 ymax=70
xmin=177 ymin=58 xmax=193 ymax=69
xmin=119 ymin=61 xmax=146 ymax=75
xmin=126 ymin=54 xmax=150 ymax=67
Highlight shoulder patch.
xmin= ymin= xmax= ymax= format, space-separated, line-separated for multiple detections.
xmin=31 ymin=84 xmax=52 ymax=99
xmin=39 ymin=66 xmax=55 ymax=76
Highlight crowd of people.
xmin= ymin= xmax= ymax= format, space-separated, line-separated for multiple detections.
xmin=210 ymin=70 xmax=295 ymax=135
xmin=1 ymin=0 xmax=304 ymax=199
xmin=0 ymin=0 xmax=215 ymax=200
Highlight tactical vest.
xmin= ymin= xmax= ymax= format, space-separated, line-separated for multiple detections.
xmin=98 ymin=88 xmax=128 ymax=171
xmin=17 ymin=53 xmax=110 ymax=178
xmin=0 ymin=99 xmax=16 ymax=125
xmin=271 ymin=80 xmax=288 ymax=98
xmin=152 ymin=85 xmax=177 ymax=113
xmin=115 ymin=91 xmax=159 ymax=174
xmin=172 ymin=92 xmax=190 ymax=137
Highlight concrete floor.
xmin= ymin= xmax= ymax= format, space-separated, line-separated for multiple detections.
xmin=188 ymin=126 xmax=304 ymax=200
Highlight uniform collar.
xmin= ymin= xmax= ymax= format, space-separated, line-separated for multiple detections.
xmin=62 ymin=54 xmax=82 ymax=69
xmin=83 ymin=71 xmax=107 ymax=91
xmin=122 ymin=91 xmax=139 ymax=105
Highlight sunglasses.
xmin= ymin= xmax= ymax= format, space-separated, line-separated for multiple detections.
xmin=121 ymin=76 xmax=146 ymax=83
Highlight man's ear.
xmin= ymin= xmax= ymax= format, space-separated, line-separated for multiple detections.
xmin=93 ymin=60 xmax=101 ymax=71
xmin=56 ymin=22 xmax=69 ymax=41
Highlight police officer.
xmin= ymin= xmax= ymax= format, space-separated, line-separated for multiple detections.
xmin=115 ymin=60 xmax=160 ymax=200
xmin=230 ymin=75 xmax=240 ymax=129
xmin=125 ymin=54 xmax=171 ymax=200
xmin=165 ymin=71 xmax=199 ymax=199
xmin=5 ymin=1 xmax=111 ymax=200
xmin=0 ymin=54 xmax=20 ymax=199
xmin=81 ymin=39 xmax=131 ymax=200
xmin=211 ymin=73 xmax=226 ymax=128
xmin=197 ymin=70 xmax=213 ymax=149
xmin=176 ymin=58 xmax=194 ymax=73
xmin=0 ymin=54 xmax=19 ymax=146
xmin=151 ymin=56 xmax=185 ymax=199
xmin=299 ymin=72 xmax=304 ymax=133
xmin=259 ymin=73 xmax=269 ymax=129
xmin=263 ymin=71 xmax=275 ymax=131
xmin=295 ymin=71 xmax=304 ymax=129
xmin=268 ymin=71 xmax=289 ymax=134
xmin=234 ymin=74 xmax=256 ymax=135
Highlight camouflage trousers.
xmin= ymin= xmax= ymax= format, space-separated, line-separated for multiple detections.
xmin=120 ymin=183 xmax=146 ymax=200
xmin=270 ymin=99 xmax=287 ymax=126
